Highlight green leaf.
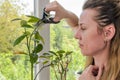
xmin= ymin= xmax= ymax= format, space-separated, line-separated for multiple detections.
xmin=26 ymin=15 xmax=40 ymax=23
xmin=65 ymin=51 xmax=73 ymax=56
xmin=43 ymin=53 xmax=50 ymax=56
xmin=54 ymin=57 xmax=60 ymax=62
xmin=20 ymin=20 xmax=33 ymax=28
xmin=51 ymin=60 xmax=58 ymax=65
xmin=36 ymin=62 xmax=40 ymax=64
xmin=58 ymin=53 xmax=63 ymax=58
xmin=13 ymin=34 xmax=26 ymax=46
xmin=30 ymin=54 xmax=38 ymax=64
xmin=24 ymin=31 xmax=31 ymax=37
xmin=22 ymin=24 xmax=33 ymax=28
xmin=11 ymin=18 xmax=22 ymax=21
xmin=20 ymin=20 xmax=27 ymax=26
xmin=39 ymin=55 xmax=48 ymax=58
xmin=14 ymin=51 xmax=28 ymax=55
xmin=33 ymin=43 xmax=43 ymax=53
xmin=56 ymin=50 xmax=65 ymax=58
xmin=49 ymin=51 xmax=58 ymax=56
xmin=57 ymin=50 xmax=65 ymax=54
xmin=35 ymin=31 xmax=45 ymax=44
xmin=42 ymin=60 xmax=49 ymax=65
xmin=39 ymin=55 xmax=52 ymax=59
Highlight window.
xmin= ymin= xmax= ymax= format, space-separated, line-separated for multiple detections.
xmin=0 ymin=0 xmax=85 ymax=80
xmin=49 ymin=0 xmax=85 ymax=80
xmin=0 ymin=0 xmax=34 ymax=80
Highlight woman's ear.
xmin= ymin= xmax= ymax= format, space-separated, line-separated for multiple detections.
xmin=103 ymin=24 xmax=115 ymax=41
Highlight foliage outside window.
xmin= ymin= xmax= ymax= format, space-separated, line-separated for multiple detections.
xmin=0 ymin=0 xmax=85 ymax=80
xmin=0 ymin=0 xmax=32 ymax=80
xmin=50 ymin=21 xmax=85 ymax=80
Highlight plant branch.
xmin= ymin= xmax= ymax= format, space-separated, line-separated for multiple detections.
xmin=24 ymin=28 xmax=31 ymax=55
xmin=52 ymin=66 xmax=59 ymax=80
xmin=28 ymin=27 xmax=37 ymax=55
xmin=34 ymin=64 xmax=51 ymax=80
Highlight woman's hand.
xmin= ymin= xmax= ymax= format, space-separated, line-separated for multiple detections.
xmin=45 ymin=1 xmax=69 ymax=22
xmin=78 ymin=65 xmax=103 ymax=80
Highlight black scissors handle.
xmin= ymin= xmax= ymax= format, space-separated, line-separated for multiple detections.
xmin=42 ymin=8 xmax=60 ymax=24
xmin=34 ymin=8 xmax=60 ymax=27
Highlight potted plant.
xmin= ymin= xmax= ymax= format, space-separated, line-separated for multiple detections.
xmin=12 ymin=9 xmax=73 ymax=80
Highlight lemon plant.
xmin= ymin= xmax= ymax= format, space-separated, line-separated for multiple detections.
xmin=12 ymin=9 xmax=73 ymax=80
xmin=12 ymin=15 xmax=45 ymax=80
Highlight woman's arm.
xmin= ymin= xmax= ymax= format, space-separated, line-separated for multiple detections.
xmin=65 ymin=11 xmax=79 ymax=28
xmin=45 ymin=1 xmax=79 ymax=28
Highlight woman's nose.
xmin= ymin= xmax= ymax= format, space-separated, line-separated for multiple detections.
xmin=74 ymin=27 xmax=82 ymax=40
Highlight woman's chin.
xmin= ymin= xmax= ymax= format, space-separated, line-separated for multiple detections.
xmin=81 ymin=52 xmax=92 ymax=56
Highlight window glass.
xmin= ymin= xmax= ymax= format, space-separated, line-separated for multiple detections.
xmin=50 ymin=0 xmax=85 ymax=80
xmin=0 ymin=0 xmax=33 ymax=80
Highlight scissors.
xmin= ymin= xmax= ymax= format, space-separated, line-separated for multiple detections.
xmin=35 ymin=8 xmax=60 ymax=27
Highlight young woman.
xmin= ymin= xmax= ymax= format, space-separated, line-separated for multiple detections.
xmin=45 ymin=0 xmax=120 ymax=80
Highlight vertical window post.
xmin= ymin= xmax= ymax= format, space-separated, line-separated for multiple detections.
xmin=34 ymin=0 xmax=50 ymax=80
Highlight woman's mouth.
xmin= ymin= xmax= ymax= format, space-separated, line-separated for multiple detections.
xmin=79 ymin=43 xmax=84 ymax=48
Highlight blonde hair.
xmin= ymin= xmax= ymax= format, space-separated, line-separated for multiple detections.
xmin=83 ymin=0 xmax=120 ymax=79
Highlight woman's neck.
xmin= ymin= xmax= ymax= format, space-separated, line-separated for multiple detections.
xmin=93 ymin=45 xmax=109 ymax=71
xmin=94 ymin=54 xmax=108 ymax=69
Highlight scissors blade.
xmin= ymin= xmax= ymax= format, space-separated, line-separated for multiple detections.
xmin=34 ymin=19 xmax=44 ymax=27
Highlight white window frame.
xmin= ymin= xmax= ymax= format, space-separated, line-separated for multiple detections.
xmin=34 ymin=0 xmax=50 ymax=80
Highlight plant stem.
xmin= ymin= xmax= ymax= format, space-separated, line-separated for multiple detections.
xmin=28 ymin=27 xmax=37 ymax=55
xmin=26 ymin=21 xmax=43 ymax=80
xmin=52 ymin=67 xmax=59 ymax=80
xmin=64 ymin=63 xmax=68 ymax=80
xmin=24 ymin=28 xmax=30 ymax=55
xmin=25 ymin=28 xmax=33 ymax=80
xmin=31 ymin=63 xmax=34 ymax=80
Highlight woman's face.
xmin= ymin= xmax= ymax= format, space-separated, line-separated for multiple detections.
xmin=75 ymin=9 xmax=106 ymax=56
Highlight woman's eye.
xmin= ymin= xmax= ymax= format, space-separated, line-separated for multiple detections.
xmin=81 ymin=26 xmax=86 ymax=30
